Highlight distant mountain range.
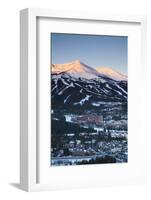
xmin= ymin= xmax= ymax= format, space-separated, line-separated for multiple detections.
xmin=51 ymin=60 xmax=127 ymax=108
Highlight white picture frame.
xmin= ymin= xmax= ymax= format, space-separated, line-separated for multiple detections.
xmin=20 ymin=8 xmax=147 ymax=192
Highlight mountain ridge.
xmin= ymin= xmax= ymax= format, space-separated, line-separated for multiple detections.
xmin=51 ymin=60 xmax=127 ymax=108
xmin=52 ymin=60 xmax=100 ymax=80
xmin=96 ymin=66 xmax=127 ymax=81
xmin=51 ymin=60 xmax=127 ymax=81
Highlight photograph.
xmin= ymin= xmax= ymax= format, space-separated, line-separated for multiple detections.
xmin=50 ymin=33 xmax=128 ymax=166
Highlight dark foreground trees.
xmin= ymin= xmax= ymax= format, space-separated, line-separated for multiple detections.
xmin=77 ymin=156 xmax=116 ymax=165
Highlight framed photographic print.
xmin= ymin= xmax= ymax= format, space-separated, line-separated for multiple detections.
xmin=20 ymin=8 xmax=147 ymax=191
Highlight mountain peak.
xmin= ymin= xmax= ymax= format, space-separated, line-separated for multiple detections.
xmin=51 ymin=61 xmax=127 ymax=81
xmin=72 ymin=59 xmax=82 ymax=64
xmin=96 ymin=66 xmax=127 ymax=81
xmin=51 ymin=60 xmax=100 ymax=79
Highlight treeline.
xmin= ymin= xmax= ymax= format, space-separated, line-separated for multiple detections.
xmin=51 ymin=119 xmax=95 ymax=135
xmin=77 ymin=156 xmax=116 ymax=165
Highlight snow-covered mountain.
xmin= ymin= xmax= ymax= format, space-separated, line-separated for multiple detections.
xmin=52 ymin=60 xmax=127 ymax=81
xmin=51 ymin=61 xmax=127 ymax=108
xmin=52 ymin=60 xmax=100 ymax=79
xmin=96 ymin=67 xmax=127 ymax=81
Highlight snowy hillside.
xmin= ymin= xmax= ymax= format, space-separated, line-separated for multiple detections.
xmin=96 ymin=67 xmax=127 ymax=81
xmin=52 ymin=60 xmax=100 ymax=79
xmin=51 ymin=61 xmax=127 ymax=108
